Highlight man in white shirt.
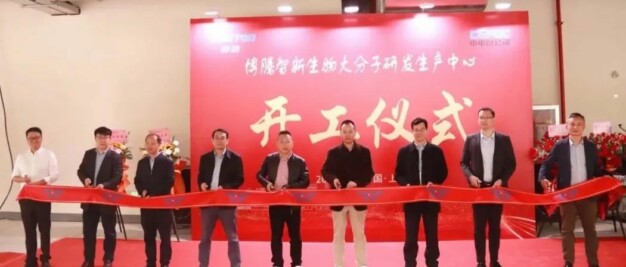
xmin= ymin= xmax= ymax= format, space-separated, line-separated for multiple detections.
xmin=11 ymin=127 xmax=59 ymax=267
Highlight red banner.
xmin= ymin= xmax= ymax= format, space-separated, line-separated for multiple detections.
xmin=191 ymin=12 xmax=532 ymax=241
xmin=17 ymin=177 xmax=624 ymax=208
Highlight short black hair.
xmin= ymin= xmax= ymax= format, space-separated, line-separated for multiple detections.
xmin=568 ymin=112 xmax=585 ymax=121
xmin=410 ymin=118 xmax=428 ymax=129
xmin=25 ymin=127 xmax=42 ymax=136
xmin=145 ymin=133 xmax=162 ymax=144
xmin=212 ymin=128 xmax=229 ymax=139
xmin=478 ymin=107 xmax=496 ymax=118
xmin=340 ymin=119 xmax=356 ymax=129
xmin=94 ymin=126 xmax=112 ymax=137
xmin=278 ymin=130 xmax=292 ymax=137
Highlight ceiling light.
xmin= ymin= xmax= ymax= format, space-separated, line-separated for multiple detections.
xmin=495 ymin=2 xmax=512 ymax=10
xmin=344 ymin=5 xmax=359 ymax=13
xmin=204 ymin=11 xmax=219 ymax=16
xmin=278 ymin=5 xmax=293 ymax=13
xmin=419 ymin=3 xmax=435 ymax=9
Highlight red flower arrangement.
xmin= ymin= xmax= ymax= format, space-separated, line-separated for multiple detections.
xmin=531 ymin=132 xmax=626 ymax=172
xmin=588 ymin=132 xmax=626 ymax=172
xmin=530 ymin=132 xmax=567 ymax=162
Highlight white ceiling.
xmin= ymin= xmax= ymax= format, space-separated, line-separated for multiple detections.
xmin=11 ymin=0 xmax=343 ymax=17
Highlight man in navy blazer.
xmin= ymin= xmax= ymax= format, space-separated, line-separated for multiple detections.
xmin=134 ymin=134 xmax=175 ymax=267
xmin=460 ymin=107 xmax=516 ymax=267
xmin=77 ymin=127 xmax=123 ymax=267
xmin=538 ymin=112 xmax=602 ymax=267
xmin=257 ymin=130 xmax=309 ymax=267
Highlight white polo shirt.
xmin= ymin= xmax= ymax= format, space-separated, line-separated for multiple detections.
xmin=11 ymin=147 xmax=59 ymax=189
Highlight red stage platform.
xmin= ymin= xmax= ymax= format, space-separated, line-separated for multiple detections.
xmin=1 ymin=237 xmax=625 ymax=266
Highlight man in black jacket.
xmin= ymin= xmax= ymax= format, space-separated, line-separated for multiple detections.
xmin=322 ymin=120 xmax=374 ymax=267
xmin=197 ymin=128 xmax=244 ymax=267
xmin=134 ymin=134 xmax=175 ymax=267
xmin=460 ymin=107 xmax=516 ymax=267
xmin=77 ymin=127 xmax=123 ymax=267
xmin=395 ymin=118 xmax=448 ymax=267
xmin=257 ymin=130 xmax=310 ymax=267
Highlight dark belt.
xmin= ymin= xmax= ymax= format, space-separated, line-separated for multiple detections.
xmin=480 ymin=181 xmax=493 ymax=188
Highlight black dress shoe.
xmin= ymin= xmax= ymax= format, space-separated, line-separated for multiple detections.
xmin=477 ymin=264 xmax=487 ymax=267
xmin=41 ymin=262 xmax=50 ymax=267
xmin=564 ymin=263 xmax=573 ymax=267
xmin=80 ymin=262 xmax=94 ymax=267
xmin=103 ymin=260 xmax=113 ymax=267
xmin=490 ymin=262 xmax=502 ymax=267
xmin=161 ymin=265 xmax=169 ymax=267
xmin=589 ymin=265 xmax=599 ymax=267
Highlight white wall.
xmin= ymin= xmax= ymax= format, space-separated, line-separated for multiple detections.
xmin=561 ymin=0 xmax=626 ymax=126
xmin=502 ymin=0 xmax=560 ymax=105
xmin=0 ymin=0 xmax=623 ymax=214
xmin=0 ymin=0 xmax=341 ymax=214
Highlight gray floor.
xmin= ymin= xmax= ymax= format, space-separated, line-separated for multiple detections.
xmin=0 ymin=218 xmax=623 ymax=254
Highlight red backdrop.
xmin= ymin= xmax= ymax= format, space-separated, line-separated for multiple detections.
xmin=190 ymin=12 xmax=533 ymax=241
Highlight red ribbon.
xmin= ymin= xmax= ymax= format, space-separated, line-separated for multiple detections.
xmin=16 ymin=177 xmax=625 ymax=209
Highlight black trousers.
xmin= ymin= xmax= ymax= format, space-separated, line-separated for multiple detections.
xmin=269 ymin=206 xmax=302 ymax=267
xmin=472 ymin=203 xmax=503 ymax=264
xmin=403 ymin=204 xmax=440 ymax=267
xmin=82 ymin=205 xmax=117 ymax=263
xmin=140 ymin=209 xmax=172 ymax=266
xmin=19 ymin=199 xmax=51 ymax=266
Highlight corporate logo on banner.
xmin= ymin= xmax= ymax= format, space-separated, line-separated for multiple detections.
xmin=469 ymin=28 xmax=512 ymax=46
xmin=209 ymin=32 xmax=257 ymax=54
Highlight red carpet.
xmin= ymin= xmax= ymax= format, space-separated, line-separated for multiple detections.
xmin=0 ymin=252 xmax=25 ymax=267
xmin=3 ymin=238 xmax=626 ymax=267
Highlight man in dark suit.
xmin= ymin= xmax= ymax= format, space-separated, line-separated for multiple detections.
xmin=257 ymin=130 xmax=310 ymax=267
xmin=538 ymin=112 xmax=602 ymax=267
xmin=197 ymin=128 xmax=244 ymax=267
xmin=395 ymin=118 xmax=448 ymax=267
xmin=77 ymin=126 xmax=123 ymax=267
xmin=134 ymin=134 xmax=175 ymax=267
xmin=322 ymin=120 xmax=374 ymax=267
xmin=460 ymin=107 xmax=516 ymax=267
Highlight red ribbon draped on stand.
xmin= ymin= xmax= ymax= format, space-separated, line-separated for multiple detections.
xmin=17 ymin=177 xmax=625 ymax=212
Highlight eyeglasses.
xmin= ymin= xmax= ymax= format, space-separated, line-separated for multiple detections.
xmin=27 ymin=136 xmax=41 ymax=141
xmin=479 ymin=116 xmax=494 ymax=120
